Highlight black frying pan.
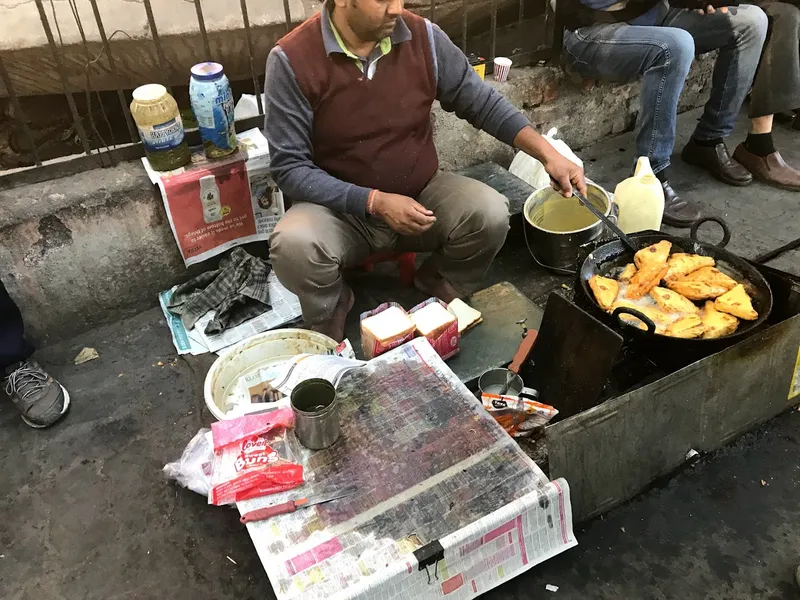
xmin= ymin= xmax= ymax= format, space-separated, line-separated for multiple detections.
xmin=576 ymin=217 xmax=773 ymax=345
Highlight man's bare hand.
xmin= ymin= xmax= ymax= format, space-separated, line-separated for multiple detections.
xmin=543 ymin=151 xmax=588 ymax=198
xmin=696 ymin=4 xmax=728 ymax=13
xmin=372 ymin=191 xmax=436 ymax=236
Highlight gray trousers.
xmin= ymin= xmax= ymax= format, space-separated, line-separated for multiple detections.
xmin=750 ymin=1 xmax=800 ymax=117
xmin=270 ymin=172 xmax=510 ymax=325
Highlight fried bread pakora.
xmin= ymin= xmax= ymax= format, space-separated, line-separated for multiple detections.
xmin=650 ymin=287 xmax=700 ymax=314
xmin=625 ymin=264 xmax=670 ymax=300
xmin=665 ymin=314 xmax=706 ymax=339
xmin=680 ymin=266 xmax=738 ymax=291
xmin=588 ymin=275 xmax=620 ymax=311
xmin=634 ymin=240 xmax=672 ymax=269
xmin=715 ymin=284 xmax=759 ymax=321
xmin=664 ymin=253 xmax=715 ymax=283
xmin=701 ymin=301 xmax=739 ymax=339
xmin=665 ymin=278 xmax=730 ymax=301
xmin=619 ymin=263 xmax=637 ymax=283
xmin=611 ymin=300 xmax=671 ymax=333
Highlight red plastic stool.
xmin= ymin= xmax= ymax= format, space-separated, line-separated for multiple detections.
xmin=361 ymin=251 xmax=417 ymax=286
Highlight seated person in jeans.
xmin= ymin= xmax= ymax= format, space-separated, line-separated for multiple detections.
xmin=733 ymin=0 xmax=800 ymax=190
xmin=562 ymin=0 xmax=769 ymax=226
xmin=1 ymin=280 xmax=70 ymax=428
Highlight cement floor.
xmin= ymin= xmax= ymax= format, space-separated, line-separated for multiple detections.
xmin=1 ymin=109 xmax=798 ymax=600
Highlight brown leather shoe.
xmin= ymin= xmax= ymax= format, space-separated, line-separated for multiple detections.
xmin=732 ymin=145 xmax=800 ymax=192
xmin=661 ymin=181 xmax=701 ymax=228
xmin=681 ymin=138 xmax=753 ymax=186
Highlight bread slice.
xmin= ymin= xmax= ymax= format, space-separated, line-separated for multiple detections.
xmin=625 ymin=264 xmax=670 ymax=301
xmin=411 ymin=301 xmax=457 ymax=339
xmin=589 ymin=275 xmax=620 ymax=310
xmin=618 ymin=263 xmax=637 ymax=283
xmin=714 ymin=284 xmax=758 ymax=321
xmin=650 ymin=286 xmax=700 ymax=314
xmin=634 ymin=240 xmax=672 ymax=269
xmin=361 ymin=305 xmax=416 ymax=359
xmin=664 ymin=253 xmax=715 ymax=283
xmin=665 ymin=314 xmax=706 ymax=339
xmin=447 ymin=299 xmax=482 ymax=334
xmin=701 ymin=301 xmax=739 ymax=339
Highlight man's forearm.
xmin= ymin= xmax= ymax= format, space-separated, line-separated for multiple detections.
xmin=512 ymin=125 xmax=560 ymax=166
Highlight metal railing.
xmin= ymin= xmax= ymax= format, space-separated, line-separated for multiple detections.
xmin=0 ymin=0 xmax=561 ymax=190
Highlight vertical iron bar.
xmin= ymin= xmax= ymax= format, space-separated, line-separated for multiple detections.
xmin=461 ymin=0 xmax=468 ymax=53
xmin=283 ymin=0 xmax=292 ymax=32
xmin=88 ymin=0 xmax=137 ymax=141
xmin=519 ymin=0 xmax=525 ymax=22
xmin=194 ymin=0 xmax=212 ymax=62
xmin=490 ymin=0 xmax=498 ymax=61
xmin=552 ymin=0 xmax=565 ymax=60
xmin=430 ymin=0 xmax=435 ymax=22
xmin=34 ymin=0 xmax=92 ymax=155
xmin=142 ymin=0 xmax=172 ymax=92
xmin=0 ymin=55 xmax=42 ymax=166
xmin=239 ymin=0 xmax=263 ymax=114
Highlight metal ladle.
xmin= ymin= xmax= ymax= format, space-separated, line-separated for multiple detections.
xmin=553 ymin=181 xmax=639 ymax=254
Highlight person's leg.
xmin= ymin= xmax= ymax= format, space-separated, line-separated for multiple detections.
xmin=0 ymin=279 xmax=33 ymax=372
xmin=564 ymin=24 xmax=696 ymax=176
xmin=396 ymin=172 xmax=509 ymax=302
xmin=564 ymin=24 xmax=701 ymax=226
xmin=1 ymin=280 xmax=70 ymax=428
xmin=269 ymin=202 xmax=393 ymax=341
xmin=733 ymin=2 xmax=800 ymax=190
xmin=667 ymin=5 xmax=769 ymax=185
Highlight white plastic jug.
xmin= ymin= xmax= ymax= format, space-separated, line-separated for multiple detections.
xmin=614 ymin=157 xmax=665 ymax=234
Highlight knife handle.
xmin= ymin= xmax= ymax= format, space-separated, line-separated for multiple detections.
xmin=510 ymin=330 xmax=538 ymax=374
xmin=240 ymin=500 xmax=297 ymax=524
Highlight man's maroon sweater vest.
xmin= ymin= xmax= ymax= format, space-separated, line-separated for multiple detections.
xmin=277 ymin=10 xmax=439 ymax=199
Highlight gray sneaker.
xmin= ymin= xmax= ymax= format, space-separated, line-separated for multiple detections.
xmin=4 ymin=360 xmax=70 ymax=428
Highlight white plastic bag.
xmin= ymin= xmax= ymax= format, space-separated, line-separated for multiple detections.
xmin=508 ymin=128 xmax=584 ymax=189
xmin=163 ymin=428 xmax=214 ymax=497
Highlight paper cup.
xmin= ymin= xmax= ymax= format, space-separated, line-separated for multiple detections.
xmin=494 ymin=57 xmax=512 ymax=82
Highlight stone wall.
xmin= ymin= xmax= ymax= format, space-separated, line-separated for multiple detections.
xmin=0 ymin=60 xmax=714 ymax=345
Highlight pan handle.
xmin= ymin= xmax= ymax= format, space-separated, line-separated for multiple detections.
xmin=689 ymin=217 xmax=731 ymax=249
xmin=612 ymin=306 xmax=657 ymax=335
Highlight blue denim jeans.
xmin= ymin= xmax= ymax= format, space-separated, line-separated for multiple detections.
xmin=564 ymin=4 xmax=769 ymax=174
xmin=0 ymin=279 xmax=32 ymax=372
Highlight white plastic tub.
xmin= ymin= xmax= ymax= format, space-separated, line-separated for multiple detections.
xmin=204 ymin=329 xmax=338 ymax=420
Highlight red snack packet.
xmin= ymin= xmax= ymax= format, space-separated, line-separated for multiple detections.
xmin=209 ymin=425 xmax=304 ymax=505
xmin=211 ymin=407 xmax=294 ymax=451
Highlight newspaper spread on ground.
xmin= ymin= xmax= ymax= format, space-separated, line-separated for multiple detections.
xmin=238 ymin=337 xmax=577 ymax=600
xmin=143 ymin=128 xmax=284 ymax=267
xmin=158 ymin=270 xmax=302 ymax=356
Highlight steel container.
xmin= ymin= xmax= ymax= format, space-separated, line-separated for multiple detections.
xmin=291 ymin=378 xmax=340 ymax=450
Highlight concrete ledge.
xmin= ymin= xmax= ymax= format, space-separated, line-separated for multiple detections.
xmin=1 ymin=58 xmax=715 ymax=345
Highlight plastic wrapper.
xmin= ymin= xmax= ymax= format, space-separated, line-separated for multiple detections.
xmin=482 ymin=391 xmax=559 ymax=437
xmin=209 ymin=415 xmax=303 ymax=506
xmin=163 ymin=428 xmax=214 ymax=497
xmin=211 ymin=407 xmax=294 ymax=450
xmin=360 ymin=302 xmax=416 ymax=360
xmin=409 ymin=298 xmax=459 ymax=360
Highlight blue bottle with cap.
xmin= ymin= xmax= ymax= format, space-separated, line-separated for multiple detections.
xmin=189 ymin=62 xmax=238 ymax=158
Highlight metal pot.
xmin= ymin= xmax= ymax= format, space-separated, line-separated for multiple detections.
xmin=523 ymin=182 xmax=616 ymax=274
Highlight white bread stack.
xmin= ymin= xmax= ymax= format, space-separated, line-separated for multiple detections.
xmin=360 ymin=305 xmax=416 ymax=359
xmin=411 ymin=301 xmax=457 ymax=340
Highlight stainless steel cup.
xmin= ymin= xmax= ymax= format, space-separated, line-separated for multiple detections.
xmin=290 ymin=378 xmax=340 ymax=450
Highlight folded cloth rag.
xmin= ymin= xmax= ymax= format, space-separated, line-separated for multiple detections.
xmin=167 ymin=248 xmax=271 ymax=335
